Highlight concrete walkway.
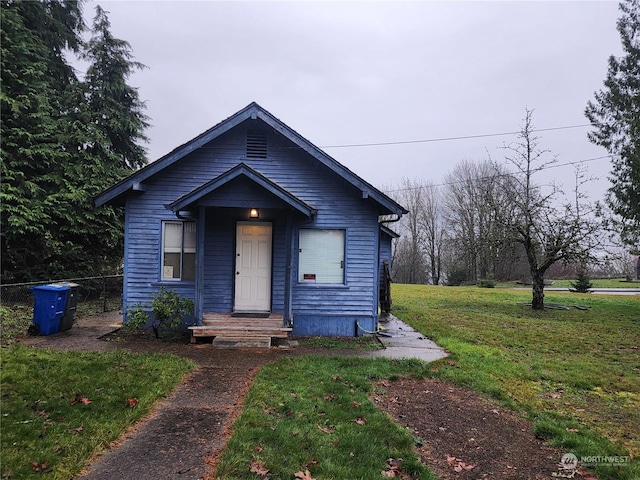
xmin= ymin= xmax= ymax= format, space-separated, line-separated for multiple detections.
xmin=362 ymin=314 xmax=449 ymax=362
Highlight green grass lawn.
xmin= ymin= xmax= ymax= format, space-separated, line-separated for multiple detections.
xmin=217 ymin=285 xmax=639 ymax=480
xmin=0 ymin=345 xmax=194 ymax=479
xmin=393 ymin=284 xmax=640 ymax=479
xmin=3 ymin=285 xmax=637 ymax=479
xmin=214 ymin=355 xmax=437 ymax=480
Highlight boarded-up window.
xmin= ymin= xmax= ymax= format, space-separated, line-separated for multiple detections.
xmin=298 ymin=229 xmax=345 ymax=284
xmin=162 ymin=221 xmax=196 ymax=281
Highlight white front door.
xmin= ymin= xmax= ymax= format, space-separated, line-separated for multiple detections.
xmin=234 ymin=222 xmax=272 ymax=312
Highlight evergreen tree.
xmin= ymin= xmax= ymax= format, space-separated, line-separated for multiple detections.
xmin=0 ymin=0 xmax=85 ymax=281
xmin=585 ymin=0 xmax=640 ymax=252
xmin=570 ymin=268 xmax=594 ymax=293
xmin=43 ymin=5 xmax=150 ymax=279
xmin=83 ymin=5 xmax=149 ymax=170
xmin=1 ymin=1 xmax=148 ymax=282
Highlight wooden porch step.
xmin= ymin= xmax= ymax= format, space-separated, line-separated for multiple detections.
xmin=189 ymin=325 xmax=292 ymax=338
xmin=202 ymin=319 xmax=283 ymax=327
xmin=203 ymin=312 xmax=284 ymax=323
xmin=212 ymin=335 xmax=272 ymax=349
xmin=190 ymin=313 xmax=291 ymax=347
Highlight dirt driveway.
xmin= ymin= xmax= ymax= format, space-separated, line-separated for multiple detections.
xmin=20 ymin=313 xmax=575 ymax=479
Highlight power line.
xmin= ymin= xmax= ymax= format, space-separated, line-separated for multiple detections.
xmin=384 ymin=155 xmax=612 ymax=193
xmin=319 ymin=124 xmax=592 ymax=149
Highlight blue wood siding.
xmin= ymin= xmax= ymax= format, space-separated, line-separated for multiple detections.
xmin=121 ymin=121 xmax=385 ymax=334
xmin=292 ymin=315 xmax=376 ymax=337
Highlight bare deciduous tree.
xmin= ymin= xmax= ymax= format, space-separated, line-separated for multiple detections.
xmin=419 ymin=181 xmax=447 ymax=285
xmin=500 ymin=110 xmax=603 ymax=309
xmin=392 ymin=178 xmax=428 ymax=284
xmin=443 ymin=159 xmax=518 ymax=283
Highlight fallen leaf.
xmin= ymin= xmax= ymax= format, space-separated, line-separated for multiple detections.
xmin=294 ymin=469 xmax=316 ymax=480
xmin=550 ymin=393 xmax=563 ymax=399
xmin=324 ymin=394 xmax=335 ymax=401
xmin=576 ymin=470 xmax=599 ymax=479
xmin=290 ymin=392 xmax=297 ymax=398
xmin=249 ymin=460 xmax=269 ymax=476
xmin=66 ymin=426 xmax=83 ymax=434
xmin=303 ymin=460 xmax=317 ymax=467
xmin=126 ymin=398 xmax=138 ymax=408
xmin=70 ymin=395 xmax=91 ymax=406
xmin=254 ymin=446 xmax=264 ymax=452
xmin=386 ymin=457 xmax=402 ymax=468
xmin=566 ymin=428 xmax=580 ymax=433
xmin=382 ymin=458 xmax=403 ymax=477
xmin=317 ymin=425 xmax=335 ymax=434
xmin=350 ymin=401 xmax=361 ymax=408
xmin=30 ymin=462 xmax=48 ymax=472
xmin=446 ymin=454 xmax=475 ymax=472
xmin=353 ymin=417 xmax=366 ymax=425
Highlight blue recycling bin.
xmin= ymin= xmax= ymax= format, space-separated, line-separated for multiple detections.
xmin=29 ymin=284 xmax=70 ymax=336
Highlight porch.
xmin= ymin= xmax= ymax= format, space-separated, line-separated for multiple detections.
xmin=188 ymin=312 xmax=292 ymax=348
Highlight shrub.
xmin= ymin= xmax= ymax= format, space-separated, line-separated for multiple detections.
xmin=478 ymin=278 xmax=497 ymax=288
xmin=446 ymin=268 xmax=469 ymax=286
xmin=125 ymin=287 xmax=194 ymax=339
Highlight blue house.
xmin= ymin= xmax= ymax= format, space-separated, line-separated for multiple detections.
xmin=95 ymin=103 xmax=406 ymax=339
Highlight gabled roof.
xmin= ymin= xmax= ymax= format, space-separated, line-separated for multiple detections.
xmin=95 ymin=102 xmax=407 ymax=216
xmin=166 ymin=163 xmax=317 ymax=217
xmin=380 ymin=225 xmax=400 ymax=239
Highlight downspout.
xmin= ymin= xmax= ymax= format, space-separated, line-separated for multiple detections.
xmin=284 ymin=213 xmax=293 ymax=327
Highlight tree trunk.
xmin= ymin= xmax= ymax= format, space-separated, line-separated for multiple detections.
xmin=531 ymin=270 xmax=545 ymax=310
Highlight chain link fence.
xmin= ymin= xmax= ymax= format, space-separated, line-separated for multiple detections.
xmin=0 ymin=275 xmax=123 ymax=341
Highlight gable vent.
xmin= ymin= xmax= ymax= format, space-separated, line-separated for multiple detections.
xmin=246 ymin=132 xmax=268 ymax=158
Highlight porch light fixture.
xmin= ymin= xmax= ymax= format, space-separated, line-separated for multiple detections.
xmin=249 ymin=208 xmax=259 ymax=218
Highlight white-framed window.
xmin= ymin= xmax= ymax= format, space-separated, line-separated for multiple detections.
xmin=298 ymin=229 xmax=345 ymax=284
xmin=161 ymin=221 xmax=196 ymax=281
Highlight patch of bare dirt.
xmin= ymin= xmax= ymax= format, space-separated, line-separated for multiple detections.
xmin=372 ymin=378 xmax=566 ymax=479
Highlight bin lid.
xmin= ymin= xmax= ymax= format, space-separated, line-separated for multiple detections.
xmin=51 ymin=282 xmax=80 ymax=288
xmin=29 ymin=284 xmax=70 ymax=292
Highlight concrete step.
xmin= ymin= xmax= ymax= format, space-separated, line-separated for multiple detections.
xmin=212 ymin=335 xmax=272 ymax=348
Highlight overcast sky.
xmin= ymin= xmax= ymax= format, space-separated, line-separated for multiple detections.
xmin=77 ymin=0 xmax=623 ymax=201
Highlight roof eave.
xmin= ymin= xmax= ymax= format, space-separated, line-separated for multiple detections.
xmin=166 ymin=163 xmax=317 ymax=218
